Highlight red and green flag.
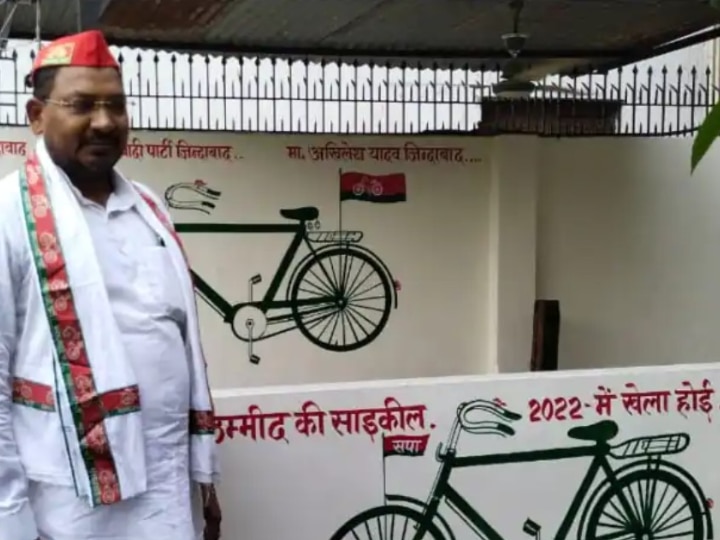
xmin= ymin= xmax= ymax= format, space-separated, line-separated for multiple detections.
xmin=340 ymin=171 xmax=407 ymax=203
xmin=382 ymin=433 xmax=430 ymax=457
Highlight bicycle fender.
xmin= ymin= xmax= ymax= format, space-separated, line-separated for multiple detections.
xmin=385 ymin=494 xmax=456 ymax=540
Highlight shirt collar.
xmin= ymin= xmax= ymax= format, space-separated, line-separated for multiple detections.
xmin=36 ymin=136 xmax=138 ymax=212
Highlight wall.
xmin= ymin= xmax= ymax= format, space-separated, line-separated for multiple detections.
xmin=641 ymin=38 xmax=716 ymax=73
xmin=537 ymin=137 xmax=720 ymax=370
xmin=213 ymin=363 xmax=718 ymax=539
xmin=2 ymin=127 xmax=718 ymax=378
xmin=0 ymin=128 xmax=540 ymax=388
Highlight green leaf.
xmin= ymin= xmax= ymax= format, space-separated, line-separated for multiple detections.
xmin=691 ymin=0 xmax=720 ymax=172
xmin=691 ymin=100 xmax=720 ymax=173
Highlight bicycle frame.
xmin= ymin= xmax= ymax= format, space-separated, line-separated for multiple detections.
xmin=413 ymin=443 xmax=633 ymax=540
xmin=175 ymin=221 xmax=335 ymax=320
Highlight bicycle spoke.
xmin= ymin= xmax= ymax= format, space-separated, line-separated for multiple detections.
xmin=326 ymin=250 xmax=342 ymax=292
xmin=653 ymin=500 xmax=692 ymax=535
xmin=605 ymin=497 xmax=632 ymax=529
xmin=350 ymin=294 xmax=386 ymax=303
xmin=594 ymin=529 xmax=636 ymax=540
xmin=641 ymin=466 xmax=659 ymax=526
xmin=653 ymin=531 xmax=695 ymax=539
xmin=314 ymin=312 xmax=342 ymax=344
xmin=344 ymin=260 xmax=368 ymax=298
xmin=320 ymin=249 xmax=345 ymax=292
xmin=346 ymin=267 xmax=375 ymax=299
xmin=592 ymin=489 xmax=638 ymax=540
xmin=349 ymin=280 xmax=383 ymax=301
xmin=295 ymin=304 xmax=337 ymax=320
xmin=349 ymin=301 xmax=387 ymax=314
xmin=375 ymin=515 xmax=385 ymax=540
xmin=298 ymin=272 xmax=335 ymax=297
xmin=361 ymin=519 xmax=372 ymax=539
xmin=297 ymin=310 xmax=339 ymax=333
xmin=598 ymin=509 xmax=629 ymax=529
xmin=400 ymin=518 xmax=409 ymax=539
xmin=622 ymin=481 xmax=644 ymax=527
xmin=650 ymin=489 xmax=681 ymax=531
xmin=346 ymin=304 xmax=377 ymax=332
xmin=654 ymin=514 xmax=696 ymax=536
xmin=649 ymin=480 xmax=672 ymax=528
xmin=339 ymin=248 xmax=354 ymax=294
xmin=306 ymin=267 xmax=337 ymax=296
xmin=314 ymin=310 xmax=339 ymax=336
xmin=341 ymin=310 xmax=361 ymax=344
xmin=341 ymin=512 xmax=429 ymax=539
xmin=346 ymin=306 xmax=373 ymax=336
xmin=595 ymin=521 xmax=627 ymax=534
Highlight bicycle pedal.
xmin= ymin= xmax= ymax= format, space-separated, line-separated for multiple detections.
xmin=522 ymin=518 xmax=540 ymax=538
xmin=249 ymin=354 xmax=260 ymax=365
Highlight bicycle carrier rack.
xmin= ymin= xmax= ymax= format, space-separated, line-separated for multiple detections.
xmin=306 ymin=230 xmax=363 ymax=244
xmin=610 ymin=433 xmax=690 ymax=459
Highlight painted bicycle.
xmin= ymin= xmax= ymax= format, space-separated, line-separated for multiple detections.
xmin=330 ymin=399 xmax=713 ymax=540
xmin=175 ymin=205 xmax=399 ymax=365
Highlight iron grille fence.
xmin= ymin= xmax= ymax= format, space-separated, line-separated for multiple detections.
xmin=0 ymin=43 xmax=717 ymax=136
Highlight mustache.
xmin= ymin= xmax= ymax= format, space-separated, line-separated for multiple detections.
xmin=83 ymin=137 xmax=120 ymax=146
xmin=83 ymin=136 xmax=120 ymax=146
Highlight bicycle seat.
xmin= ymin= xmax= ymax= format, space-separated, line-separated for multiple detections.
xmin=280 ymin=207 xmax=319 ymax=221
xmin=567 ymin=420 xmax=618 ymax=443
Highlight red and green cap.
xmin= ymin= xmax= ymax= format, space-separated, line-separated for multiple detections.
xmin=30 ymin=30 xmax=118 ymax=77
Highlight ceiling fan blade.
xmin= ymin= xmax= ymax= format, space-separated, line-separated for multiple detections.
xmin=534 ymin=83 xmax=584 ymax=97
xmin=469 ymin=83 xmax=496 ymax=90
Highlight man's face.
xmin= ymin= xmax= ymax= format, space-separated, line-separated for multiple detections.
xmin=27 ymin=66 xmax=129 ymax=177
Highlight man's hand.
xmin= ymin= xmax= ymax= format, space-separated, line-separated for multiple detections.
xmin=201 ymin=484 xmax=221 ymax=540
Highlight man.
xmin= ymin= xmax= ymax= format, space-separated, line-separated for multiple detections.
xmin=0 ymin=30 xmax=221 ymax=540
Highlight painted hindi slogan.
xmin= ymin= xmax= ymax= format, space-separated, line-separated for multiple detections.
xmin=0 ymin=136 xmax=243 ymax=161
xmin=214 ymin=397 xmax=431 ymax=444
xmin=285 ymin=140 xmax=483 ymax=164
xmin=0 ymin=140 xmax=27 ymax=157
xmin=527 ymin=378 xmax=714 ymax=423
xmin=215 ymin=377 xmax=714 ymax=447
xmin=123 ymin=137 xmax=242 ymax=161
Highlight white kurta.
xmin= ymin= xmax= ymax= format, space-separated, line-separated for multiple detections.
xmin=0 ymin=170 xmax=203 ymax=540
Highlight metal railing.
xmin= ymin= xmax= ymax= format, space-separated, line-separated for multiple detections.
xmin=0 ymin=44 xmax=717 ymax=136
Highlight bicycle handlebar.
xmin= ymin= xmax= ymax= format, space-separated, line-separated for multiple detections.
xmin=456 ymin=398 xmax=521 ymax=435
xmin=165 ymin=181 xmax=221 ymax=202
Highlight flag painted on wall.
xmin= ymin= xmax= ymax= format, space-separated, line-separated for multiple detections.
xmin=340 ymin=171 xmax=407 ymax=203
xmin=382 ymin=434 xmax=430 ymax=457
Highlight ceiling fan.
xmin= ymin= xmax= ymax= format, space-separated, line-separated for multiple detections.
xmin=471 ymin=0 xmax=583 ymax=100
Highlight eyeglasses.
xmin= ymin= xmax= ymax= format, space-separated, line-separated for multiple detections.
xmin=44 ymin=97 xmax=129 ymax=116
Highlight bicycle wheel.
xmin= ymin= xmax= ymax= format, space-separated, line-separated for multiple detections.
xmin=330 ymin=505 xmax=445 ymax=540
xmin=353 ymin=182 xmax=365 ymax=196
xmin=290 ymin=247 xmax=392 ymax=352
xmin=583 ymin=468 xmax=705 ymax=540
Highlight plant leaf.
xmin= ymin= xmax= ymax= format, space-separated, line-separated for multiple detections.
xmin=691 ymin=100 xmax=720 ymax=173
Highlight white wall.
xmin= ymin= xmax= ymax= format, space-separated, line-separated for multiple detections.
xmin=213 ymin=362 xmax=720 ymax=540
xmin=640 ymin=40 xmax=715 ymax=72
xmin=537 ymin=137 xmax=720 ymax=370
xmin=0 ymin=128 xmax=546 ymax=387
xmin=2 ymin=125 xmax=719 ymax=377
